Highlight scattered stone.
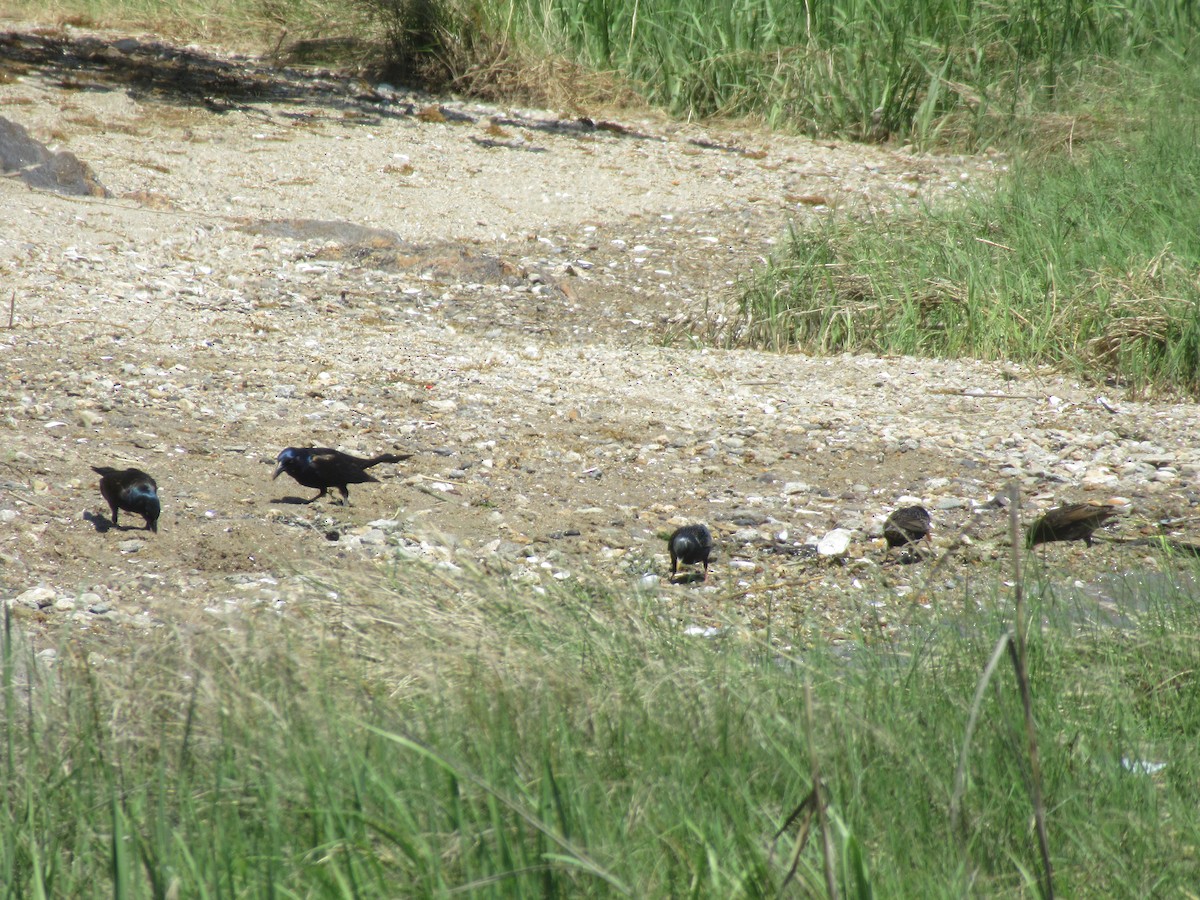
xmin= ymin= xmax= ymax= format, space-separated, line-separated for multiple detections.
xmin=817 ymin=529 xmax=853 ymax=558
xmin=934 ymin=497 xmax=966 ymax=510
xmin=12 ymin=586 xmax=56 ymax=609
xmin=728 ymin=510 xmax=769 ymax=527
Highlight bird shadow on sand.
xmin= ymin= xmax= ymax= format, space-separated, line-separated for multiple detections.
xmin=83 ymin=511 xmax=113 ymax=533
xmin=272 ymin=495 xmax=350 ymax=506
xmin=84 ymin=512 xmax=155 ymax=533
xmin=271 ymin=495 xmax=313 ymax=505
xmin=669 ymin=572 xmax=709 ymax=586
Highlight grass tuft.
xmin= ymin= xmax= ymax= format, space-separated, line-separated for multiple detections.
xmin=740 ymin=68 xmax=1200 ymax=395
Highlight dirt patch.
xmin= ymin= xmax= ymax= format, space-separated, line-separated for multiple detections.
xmin=3 ymin=24 xmax=1199 ymax=647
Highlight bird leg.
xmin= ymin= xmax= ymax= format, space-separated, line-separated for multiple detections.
xmin=304 ymin=488 xmax=328 ymax=504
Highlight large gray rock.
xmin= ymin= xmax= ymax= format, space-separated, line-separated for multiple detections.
xmin=0 ymin=116 xmax=108 ymax=196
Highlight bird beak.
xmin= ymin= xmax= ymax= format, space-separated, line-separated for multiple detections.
xmin=272 ymin=463 xmax=284 ymax=480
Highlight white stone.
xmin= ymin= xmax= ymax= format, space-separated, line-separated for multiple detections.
xmin=817 ymin=529 xmax=853 ymax=557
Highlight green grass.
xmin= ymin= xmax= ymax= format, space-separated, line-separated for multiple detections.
xmin=5 ymin=556 xmax=1200 ymax=896
xmin=434 ymin=0 xmax=1200 ymax=145
xmin=740 ymin=64 xmax=1200 ymax=394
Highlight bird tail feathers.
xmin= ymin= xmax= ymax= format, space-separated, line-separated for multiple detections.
xmin=367 ymin=453 xmax=413 ymax=466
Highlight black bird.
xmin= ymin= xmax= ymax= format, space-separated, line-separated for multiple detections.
xmin=272 ymin=447 xmax=411 ymax=504
xmin=1027 ymin=503 xmax=1117 ymax=548
xmin=92 ymin=466 xmax=160 ymax=532
xmin=884 ymin=505 xmax=933 ymax=551
xmin=668 ymin=524 xmax=713 ymax=580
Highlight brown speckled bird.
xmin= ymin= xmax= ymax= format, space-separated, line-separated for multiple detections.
xmin=1026 ymin=503 xmax=1117 ymax=548
xmin=884 ymin=505 xmax=932 ymax=551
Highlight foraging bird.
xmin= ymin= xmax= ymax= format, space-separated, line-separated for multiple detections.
xmin=272 ymin=447 xmax=411 ymax=504
xmin=883 ymin=505 xmax=933 ymax=551
xmin=1026 ymin=503 xmax=1117 ymax=548
xmin=92 ymin=466 xmax=160 ymax=532
xmin=668 ymin=524 xmax=713 ymax=580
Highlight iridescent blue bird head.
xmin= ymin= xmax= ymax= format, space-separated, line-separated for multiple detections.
xmin=273 ymin=447 xmax=301 ymax=480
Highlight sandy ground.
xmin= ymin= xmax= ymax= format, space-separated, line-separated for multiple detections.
xmin=3 ymin=24 xmax=1198 ymax=646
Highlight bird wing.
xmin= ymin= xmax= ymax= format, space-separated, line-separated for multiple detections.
xmin=309 ymin=449 xmax=378 ymax=483
xmin=1060 ymin=504 xmax=1116 ymax=526
xmin=128 ymin=469 xmax=157 ymax=490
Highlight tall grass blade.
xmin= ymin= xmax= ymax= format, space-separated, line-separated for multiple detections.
xmin=111 ymin=792 xmax=132 ymax=899
xmin=805 ymin=681 xmax=838 ymax=899
xmin=950 ymin=631 xmax=1013 ymax=837
xmin=1007 ymin=482 xmax=1054 ymax=900
xmin=25 ymin=781 xmax=48 ymax=900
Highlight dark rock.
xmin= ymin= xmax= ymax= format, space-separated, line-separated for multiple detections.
xmin=0 ymin=116 xmax=108 ymax=196
xmin=727 ymin=510 xmax=769 ymax=527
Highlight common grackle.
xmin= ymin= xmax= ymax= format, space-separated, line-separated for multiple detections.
xmin=668 ymin=524 xmax=713 ymax=580
xmin=884 ymin=505 xmax=932 ymax=551
xmin=1026 ymin=503 xmax=1117 ymax=548
xmin=92 ymin=466 xmax=160 ymax=532
xmin=272 ymin=447 xmax=411 ymax=504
